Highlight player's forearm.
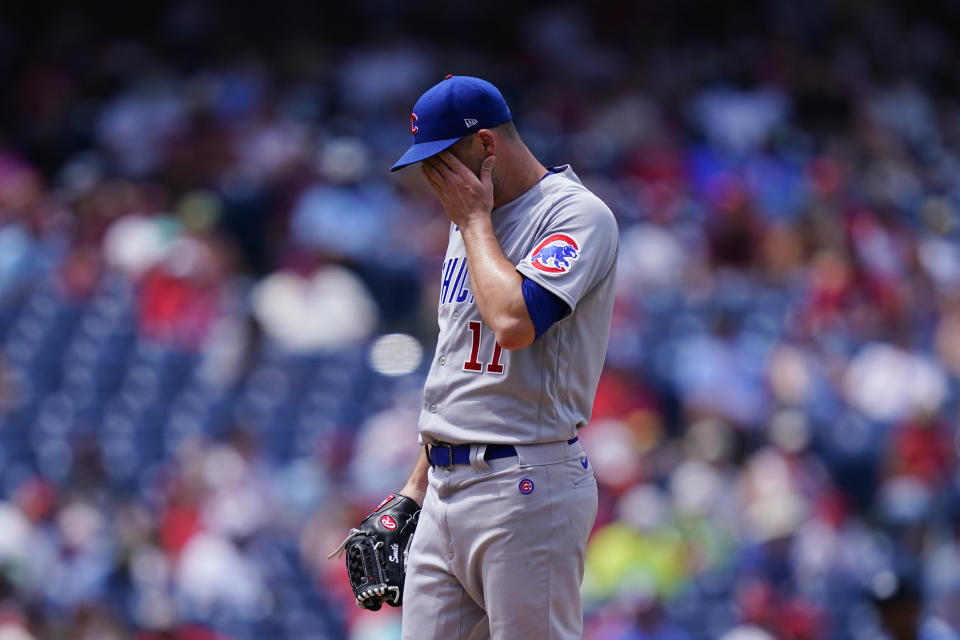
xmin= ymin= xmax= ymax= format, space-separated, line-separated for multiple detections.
xmin=460 ymin=220 xmax=535 ymax=350
xmin=400 ymin=448 xmax=430 ymax=506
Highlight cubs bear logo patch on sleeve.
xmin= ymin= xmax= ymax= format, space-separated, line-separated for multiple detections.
xmin=529 ymin=234 xmax=580 ymax=274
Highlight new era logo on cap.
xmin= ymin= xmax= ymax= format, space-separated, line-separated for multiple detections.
xmin=390 ymin=75 xmax=513 ymax=171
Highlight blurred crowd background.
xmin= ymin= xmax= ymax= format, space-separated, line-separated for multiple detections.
xmin=0 ymin=0 xmax=959 ymax=638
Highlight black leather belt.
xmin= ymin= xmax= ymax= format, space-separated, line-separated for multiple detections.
xmin=426 ymin=437 xmax=578 ymax=470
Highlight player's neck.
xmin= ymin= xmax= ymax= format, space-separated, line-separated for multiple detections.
xmin=492 ymin=147 xmax=547 ymax=210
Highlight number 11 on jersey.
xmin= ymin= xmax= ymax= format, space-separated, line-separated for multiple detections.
xmin=463 ymin=321 xmax=505 ymax=374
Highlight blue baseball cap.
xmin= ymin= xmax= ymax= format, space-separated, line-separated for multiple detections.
xmin=390 ymin=75 xmax=512 ymax=172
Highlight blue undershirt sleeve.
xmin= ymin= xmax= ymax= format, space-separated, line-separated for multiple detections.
xmin=521 ymin=276 xmax=572 ymax=340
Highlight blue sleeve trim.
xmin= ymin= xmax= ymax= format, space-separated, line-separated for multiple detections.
xmin=521 ymin=277 xmax=571 ymax=340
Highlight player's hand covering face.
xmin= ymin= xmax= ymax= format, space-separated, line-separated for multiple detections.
xmin=421 ymin=151 xmax=496 ymax=230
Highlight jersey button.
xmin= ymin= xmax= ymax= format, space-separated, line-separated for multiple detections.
xmin=439 ymin=356 xmax=446 ymax=366
xmin=452 ymin=312 xmax=459 ymax=320
xmin=429 ymin=404 xmax=438 ymax=413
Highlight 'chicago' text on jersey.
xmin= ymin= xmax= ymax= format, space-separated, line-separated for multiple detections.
xmin=440 ymin=256 xmax=474 ymax=305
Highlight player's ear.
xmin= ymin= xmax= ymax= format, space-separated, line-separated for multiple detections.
xmin=477 ymin=129 xmax=496 ymax=156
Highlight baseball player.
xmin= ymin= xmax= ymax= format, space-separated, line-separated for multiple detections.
xmin=345 ymin=75 xmax=619 ymax=639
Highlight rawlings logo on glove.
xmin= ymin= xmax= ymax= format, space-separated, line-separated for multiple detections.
xmin=328 ymin=493 xmax=420 ymax=610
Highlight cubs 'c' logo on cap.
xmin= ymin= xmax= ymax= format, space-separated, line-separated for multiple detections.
xmin=410 ymin=113 xmax=418 ymax=135
xmin=529 ymin=234 xmax=580 ymax=274
xmin=518 ymin=478 xmax=535 ymax=495
xmin=380 ymin=515 xmax=398 ymax=531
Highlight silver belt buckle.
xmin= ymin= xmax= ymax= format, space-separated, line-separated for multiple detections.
xmin=435 ymin=443 xmax=454 ymax=470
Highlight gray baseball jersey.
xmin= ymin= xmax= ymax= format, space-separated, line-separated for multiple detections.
xmin=418 ymin=165 xmax=619 ymax=445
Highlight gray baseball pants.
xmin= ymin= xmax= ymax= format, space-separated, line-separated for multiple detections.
xmin=400 ymin=439 xmax=598 ymax=640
